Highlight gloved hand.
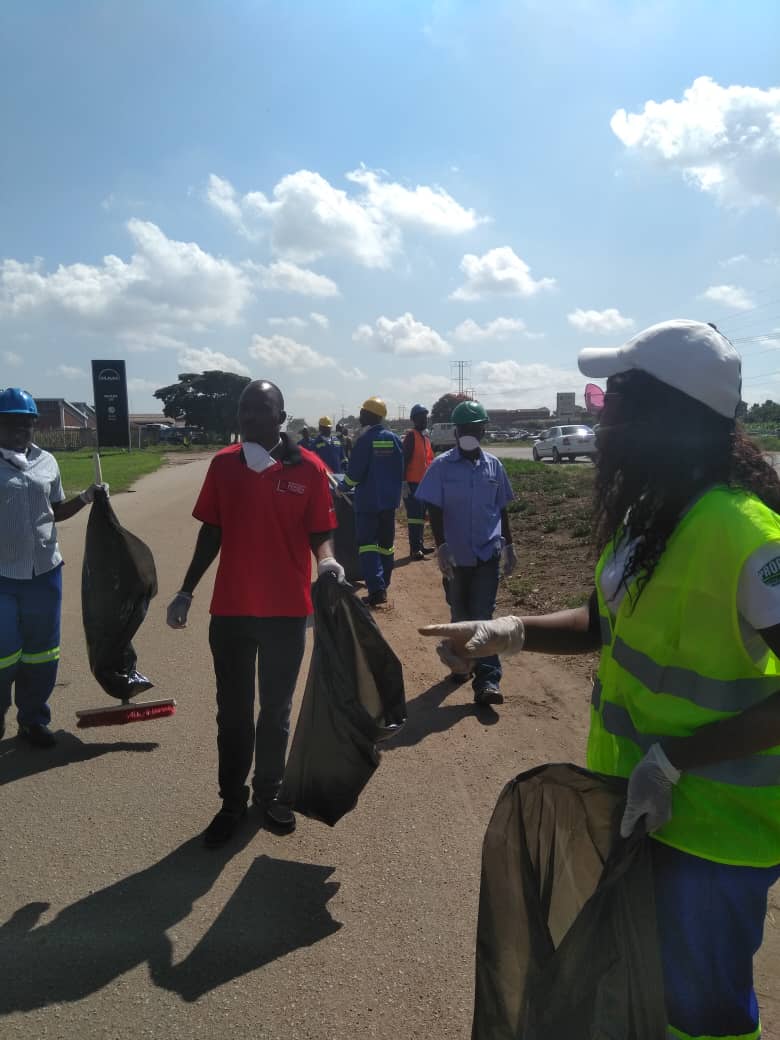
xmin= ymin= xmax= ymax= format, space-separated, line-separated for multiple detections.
xmin=317 ymin=556 xmax=346 ymax=584
xmin=419 ymin=616 xmax=525 ymax=657
xmin=79 ymin=482 xmax=110 ymax=503
xmin=502 ymin=543 xmax=518 ymax=577
xmin=402 ymin=482 xmax=411 ymax=500
xmin=435 ymin=639 xmax=472 ymax=678
xmin=436 ymin=543 xmax=456 ymax=581
xmin=620 ymin=743 xmax=681 ymax=838
xmin=166 ymin=591 xmax=193 ymax=629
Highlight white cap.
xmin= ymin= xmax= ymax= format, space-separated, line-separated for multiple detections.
xmin=577 ymin=319 xmax=742 ymax=419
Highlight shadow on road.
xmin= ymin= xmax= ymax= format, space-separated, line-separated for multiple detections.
xmin=384 ymin=678 xmax=499 ymax=750
xmin=0 ymin=730 xmax=159 ymax=786
xmin=0 ymin=826 xmax=341 ymax=1012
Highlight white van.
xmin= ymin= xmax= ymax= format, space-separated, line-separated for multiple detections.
xmin=430 ymin=422 xmax=457 ymax=451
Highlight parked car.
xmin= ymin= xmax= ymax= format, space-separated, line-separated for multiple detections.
xmin=533 ymin=425 xmax=597 ymax=463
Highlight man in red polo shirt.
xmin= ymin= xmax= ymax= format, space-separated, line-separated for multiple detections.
xmin=166 ymin=380 xmax=343 ymax=847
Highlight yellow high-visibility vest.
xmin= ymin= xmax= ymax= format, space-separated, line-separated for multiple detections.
xmin=588 ymin=486 xmax=780 ymax=866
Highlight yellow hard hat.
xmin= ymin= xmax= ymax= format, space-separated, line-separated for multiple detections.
xmin=318 ymin=416 xmax=333 ymax=428
xmin=361 ymin=396 xmax=387 ymax=419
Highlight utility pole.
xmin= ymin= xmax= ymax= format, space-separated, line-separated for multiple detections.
xmin=450 ymin=361 xmax=472 ymax=396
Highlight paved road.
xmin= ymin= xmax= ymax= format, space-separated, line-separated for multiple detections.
xmin=2 ymin=456 xmax=777 ymax=1038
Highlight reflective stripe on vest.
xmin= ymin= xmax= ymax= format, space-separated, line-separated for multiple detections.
xmin=588 ymin=487 xmax=780 ymax=866
xmin=406 ymin=430 xmax=434 ymax=483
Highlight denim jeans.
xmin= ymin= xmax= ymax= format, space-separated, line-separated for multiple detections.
xmin=208 ymin=615 xmax=308 ymax=807
xmin=445 ymin=555 xmax=502 ymax=691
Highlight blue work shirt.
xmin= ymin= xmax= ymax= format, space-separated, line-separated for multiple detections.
xmin=345 ymin=424 xmax=404 ymax=513
xmin=0 ymin=445 xmax=66 ymax=579
xmin=310 ymin=434 xmax=345 ymax=473
xmin=415 ymin=448 xmax=514 ymax=566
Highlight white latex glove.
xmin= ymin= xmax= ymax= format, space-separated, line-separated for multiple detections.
xmin=317 ymin=556 xmax=346 ymax=584
xmin=402 ymin=482 xmax=411 ymax=500
xmin=435 ymin=639 xmax=471 ymax=677
xmin=419 ymin=616 xmax=525 ymax=658
xmin=436 ymin=543 xmax=456 ymax=581
xmin=620 ymin=743 xmax=681 ymax=838
xmin=79 ymin=482 xmax=110 ymax=503
xmin=166 ymin=592 xmax=192 ymax=629
xmin=502 ymin=543 xmax=518 ymax=577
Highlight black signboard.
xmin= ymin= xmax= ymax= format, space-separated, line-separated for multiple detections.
xmin=91 ymin=360 xmax=130 ymax=449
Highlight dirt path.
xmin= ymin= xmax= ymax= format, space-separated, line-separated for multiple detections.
xmin=1 ymin=458 xmax=777 ymax=1037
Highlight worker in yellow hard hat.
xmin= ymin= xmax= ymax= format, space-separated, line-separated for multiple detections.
xmin=309 ymin=416 xmax=345 ymax=473
xmin=344 ymin=397 xmax=404 ymax=606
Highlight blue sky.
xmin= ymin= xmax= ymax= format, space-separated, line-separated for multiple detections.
xmin=1 ymin=0 xmax=779 ymax=421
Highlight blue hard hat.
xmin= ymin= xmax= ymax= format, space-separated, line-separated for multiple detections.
xmin=0 ymin=388 xmax=38 ymax=416
xmin=410 ymin=404 xmax=428 ymax=419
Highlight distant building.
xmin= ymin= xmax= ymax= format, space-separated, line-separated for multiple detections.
xmin=35 ymin=398 xmax=96 ymax=431
xmin=130 ymin=413 xmax=176 ymax=428
xmin=485 ymin=408 xmax=551 ymax=428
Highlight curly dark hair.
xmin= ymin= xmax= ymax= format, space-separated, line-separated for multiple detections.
xmin=594 ymin=370 xmax=780 ymax=599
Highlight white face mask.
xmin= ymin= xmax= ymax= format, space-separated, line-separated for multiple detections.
xmin=458 ymin=435 xmax=481 ymax=453
xmin=243 ymin=440 xmax=280 ymax=473
xmin=0 ymin=447 xmax=31 ymax=470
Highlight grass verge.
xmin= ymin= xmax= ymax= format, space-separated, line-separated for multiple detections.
xmin=53 ymin=446 xmax=169 ymax=497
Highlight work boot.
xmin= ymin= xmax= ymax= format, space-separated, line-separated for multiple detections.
xmin=203 ymin=799 xmax=248 ymax=848
xmin=17 ymin=723 xmax=57 ymax=748
xmin=421 ymin=547 xmax=436 ymax=556
xmin=474 ymin=683 xmax=504 ymax=706
xmin=366 ymin=590 xmax=388 ymax=608
xmin=411 ymin=550 xmax=426 ymax=561
xmin=255 ymin=796 xmax=296 ymax=835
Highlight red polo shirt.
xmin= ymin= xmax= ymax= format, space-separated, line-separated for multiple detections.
xmin=193 ymin=439 xmax=336 ymax=617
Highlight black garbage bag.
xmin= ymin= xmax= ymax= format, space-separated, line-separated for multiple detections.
xmin=82 ymin=489 xmax=158 ymax=700
xmin=332 ymin=486 xmax=362 ymax=583
xmin=473 ymin=763 xmax=666 ymax=1040
xmin=280 ymin=576 xmax=406 ymax=825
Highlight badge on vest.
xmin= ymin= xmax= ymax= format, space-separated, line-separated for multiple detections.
xmin=759 ymin=556 xmax=780 ymax=587
xmin=277 ymin=479 xmax=306 ymax=495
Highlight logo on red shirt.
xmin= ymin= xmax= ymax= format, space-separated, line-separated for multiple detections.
xmin=277 ymin=479 xmax=306 ymax=495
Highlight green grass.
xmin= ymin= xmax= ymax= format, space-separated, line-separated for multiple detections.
xmin=53 ymin=446 xmax=169 ymax=497
xmin=754 ymin=437 xmax=780 ymax=452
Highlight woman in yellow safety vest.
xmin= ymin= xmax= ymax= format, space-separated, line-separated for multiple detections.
xmin=423 ymin=320 xmax=780 ymax=1040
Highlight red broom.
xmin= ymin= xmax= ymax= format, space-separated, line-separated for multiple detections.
xmin=76 ymin=452 xmax=177 ymax=728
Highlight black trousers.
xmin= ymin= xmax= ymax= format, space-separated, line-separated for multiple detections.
xmin=208 ymin=615 xmax=307 ymax=807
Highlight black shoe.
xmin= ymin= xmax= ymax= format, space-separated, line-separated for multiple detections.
xmin=255 ymin=797 xmax=296 ymax=835
xmin=421 ymin=546 xmax=436 ymax=556
xmin=411 ymin=550 xmax=426 ymax=561
xmin=203 ymin=801 xmax=247 ymax=848
xmin=474 ymin=683 xmax=504 ymax=706
xmin=367 ymin=590 xmax=388 ymax=608
xmin=17 ymin=723 xmax=57 ymax=748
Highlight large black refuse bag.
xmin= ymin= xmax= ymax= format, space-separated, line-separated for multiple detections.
xmin=82 ymin=489 xmax=158 ymax=700
xmin=332 ymin=486 xmax=362 ymax=583
xmin=280 ymin=576 xmax=406 ymax=825
xmin=472 ymin=763 xmax=666 ymax=1040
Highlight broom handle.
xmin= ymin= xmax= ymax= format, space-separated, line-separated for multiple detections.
xmin=94 ymin=452 xmax=103 ymax=485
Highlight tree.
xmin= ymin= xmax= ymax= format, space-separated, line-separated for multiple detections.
xmin=154 ymin=371 xmax=251 ymax=441
xmin=747 ymin=400 xmax=780 ymax=425
xmin=430 ymin=392 xmax=469 ymax=423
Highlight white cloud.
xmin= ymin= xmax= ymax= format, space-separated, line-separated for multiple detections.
xmin=54 ymin=364 xmax=86 ymax=380
xmin=353 ymin=313 xmax=452 ymax=357
xmin=208 ymin=167 xmax=482 ymax=268
xmin=0 ymin=220 xmax=253 ymax=334
xmin=268 ymin=315 xmax=308 ymax=328
xmin=474 ymin=360 xmax=584 ymax=408
xmin=701 ymin=284 xmax=754 ymax=310
xmin=250 ymin=260 xmax=340 ymax=298
xmin=344 ymin=166 xmax=482 ymax=234
xmin=177 ymin=347 xmax=250 ymax=377
xmin=249 ymin=333 xmax=338 ymax=372
xmin=611 ymin=76 xmax=780 ymax=210
xmin=309 ymin=311 xmax=329 ymax=329
xmin=3 ymin=350 xmax=22 ymax=367
xmin=386 ymin=372 xmax=452 ymax=403
xmin=567 ymin=308 xmax=635 ymax=334
xmin=128 ymin=377 xmax=160 ymax=393
xmin=450 ymin=247 xmax=556 ymax=301
xmin=297 ymin=388 xmax=338 ymax=402
xmin=452 ymin=317 xmax=536 ymax=343
xmin=720 ymin=254 xmax=749 ymax=266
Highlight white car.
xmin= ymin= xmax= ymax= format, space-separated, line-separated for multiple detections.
xmin=532 ymin=425 xmax=597 ymax=463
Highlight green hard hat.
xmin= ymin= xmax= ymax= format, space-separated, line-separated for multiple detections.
xmin=451 ymin=400 xmax=489 ymax=425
